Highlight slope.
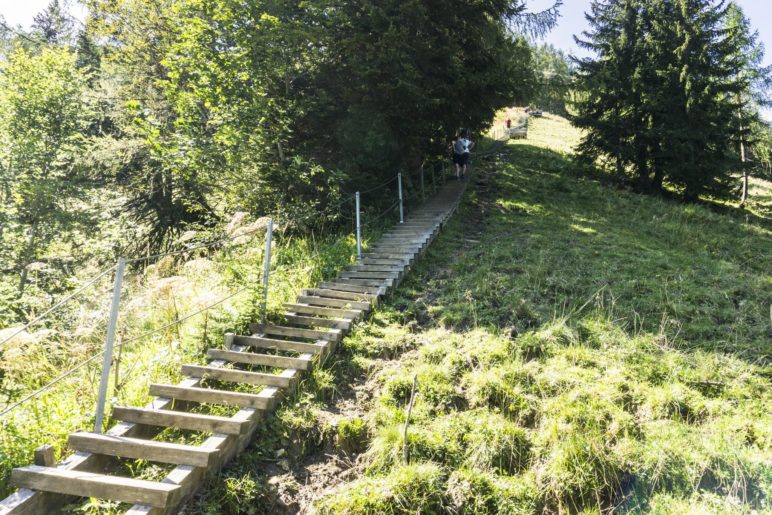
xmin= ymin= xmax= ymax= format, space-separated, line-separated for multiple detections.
xmin=188 ymin=114 xmax=771 ymax=514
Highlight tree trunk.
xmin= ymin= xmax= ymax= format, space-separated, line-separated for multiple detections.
xmin=636 ymin=146 xmax=649 ymax=191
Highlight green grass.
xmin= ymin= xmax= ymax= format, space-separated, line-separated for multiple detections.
xmin=311 ymin=114 xmax=771 ymax=514
xmin=0 ymin=213 xmax=383 ymax=501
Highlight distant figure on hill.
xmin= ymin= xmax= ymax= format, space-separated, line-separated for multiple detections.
xmin=453 ymin=129 xmax=473 ymax=180
xmin=506 ymin=118 xmax=512 ymax=129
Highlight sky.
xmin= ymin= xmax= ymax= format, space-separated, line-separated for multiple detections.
xmin=529 ymin=0 xmax=772 ymax=62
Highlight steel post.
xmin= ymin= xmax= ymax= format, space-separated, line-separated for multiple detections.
xmin=355 ymin=192 xmax=362 ymax=259
xmin=261 ymin=218 xmax=273 ymax=325
xmin=94 ymin=257 xmax=126 ymax=433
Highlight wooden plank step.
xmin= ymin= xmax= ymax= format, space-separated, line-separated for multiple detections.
xmin=362 ymin=252 xmax=415 ymax=260
xmin=112 ymin=406 xmax=248 ymax=436
xmin=149 ymin=383 xmax=273 ymax=409
xmin=207 ymin=348 xmax=313 ymax=371
xmin=340 ymin=271 xmax=400 ymax=280
xmin=284 ymin=314 xmax=352 ymax=330
xmin=233 ymin=334 xmax=326 ymax=354
xmin=284 ymin=303 xmax=362 ymax=319
xmin=302 ymin=288 xmax=378 ymax=301
xmin=11 ymin=465 xmax=179 ymax=508
xmin=251 ymin=323 xmax=343 ymax=342
xmin=181 ymin=364 xmax=292 ymax=388
xmin=296 ymin=295 xmax=371 ymax=311
xmin=360 ymin=258 xmax=408 ymax=266
xmin=347 ymin=265 xmax=405 ymax=273
xmin=377 ymin=238 xmax=427 ymax=245
xmin=318 ymin=281 xmax=383 ymax=294
xmin=335 ymin=278 xmax=391 ymax=288
xmin=370 ymin=246 xmax=421 ymax=253
xmin=68 ymin=432 xmax=218 ymax=468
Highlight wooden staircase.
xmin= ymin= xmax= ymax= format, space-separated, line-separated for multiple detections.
xmin=0 ymin=181 xmax=466 ymax=514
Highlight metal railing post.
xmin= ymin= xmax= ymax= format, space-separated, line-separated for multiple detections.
xmin=355 ymin=192 xmax=362 ymax=259
xmin=431 ymin=164 xmax=436 ymax=193
xmin=261 ymin=218 xmax=273 ymax=325
xmin=398 ymin=173 xmax=404 ymax=224
xmin=94 ymin=257 xmax=126 ymax=433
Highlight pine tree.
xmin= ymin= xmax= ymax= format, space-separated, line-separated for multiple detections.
xmin=573 ymin=0 xmax=752 ymax=201
xmin=573 ymin=0 xmax=643 ymax=180
xmin=723 ymin=2 xmax=771 ymax=206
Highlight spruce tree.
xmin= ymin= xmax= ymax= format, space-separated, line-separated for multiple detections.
xmin=573 ymin=0 xmax=752 ymax=200
xmin=723 ymin=2 xmax=771 ymax=206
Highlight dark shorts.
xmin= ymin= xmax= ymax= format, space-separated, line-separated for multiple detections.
xmin=453 ymin=152 xmax=470 ymax=165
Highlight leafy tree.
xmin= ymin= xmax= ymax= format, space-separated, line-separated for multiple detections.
xmin=85 ymin=0 xmax=216 ymax=253
xmin=532 ymin=44 xmax=573 ymax=115
xmin=0 ymin=47 xmax=89 ymax=298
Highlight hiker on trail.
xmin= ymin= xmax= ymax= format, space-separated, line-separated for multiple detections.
xmin=453 ymin=129 xmax=473 ymax=180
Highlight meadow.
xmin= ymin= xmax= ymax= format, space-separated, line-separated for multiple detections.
xmin=189 ymin=114 xmax=770 ymax=514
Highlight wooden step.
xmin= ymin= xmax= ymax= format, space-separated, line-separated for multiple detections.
xmin=347 ymin=265 xmax=405 ymax=273
xmin=181 ymin=364 xmax=293 ymax=388
xmin=362 ymin=252 xmax=415 ymax=260
xmin=284 ymin=303 xmax=362 ymax=319
xmin=340 ymin=271 xmax=400 ymax=280
xmin=370 ymin=246 xmax=421 ymax=253
xmin=284 ymin=314 xmax=352 ymax=330
xmin=207 ymin=348 xmax=313 ymax=371
xmin=149 ymin=383 xmax=273 ymax=409
xmin=233 ymin=334 xmax=326 ymax=354
xmin=11 ymin=465 xmax=179 ymax=508
xmin=296 ymin=295 xmax=371 ymax=311
xmin=112 ymin=406 xmax=248 ymax=435
xmin=335 ymin=278 xmax=391 ymax=288
xmin=251 ymin=324 xmax=343 ymax=342
xmin=303 ymin=288 xmax=378 ymax=301
xmin=318 ymin=281 xmax=383 ymax=294
xmin=68 ymin=432 xmax=218 ymax=468
xmin=360 ymin=258 xmax=408 ymax=266
xmin=376 ymin=239 xmax=426 ymax=246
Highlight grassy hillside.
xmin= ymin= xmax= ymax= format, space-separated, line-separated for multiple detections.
xmin=310 ymin=115 xmax=770 ymax=513
xmin=186 ymin=114 xmax=770 ymax=514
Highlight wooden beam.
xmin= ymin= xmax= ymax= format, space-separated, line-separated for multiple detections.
xmin=67 ymin=433 xmax=218 ymax=468
xmin=11 ymin=466 xmax=179 ymax=508
xmin=111 ymin=407 xmax=249 ymax=436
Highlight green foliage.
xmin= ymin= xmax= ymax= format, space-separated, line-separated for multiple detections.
xmin=315 ymin=463 xmax=447 ymax=514
xmin=531 ymin=44 xmax=573 ymax=115
xmin=572 ymin=0 xmax=770 ymax=201
xmin=0 ymin=45 xmax=91 ymax=304
xmin=314 ymin=115 xmax=770 ymax=514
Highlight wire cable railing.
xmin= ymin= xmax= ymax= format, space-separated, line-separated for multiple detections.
xmin=0 ymin=265 xmax=118 ymax=348
xmin=0 ymin=128 xmax=511 ymax=435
